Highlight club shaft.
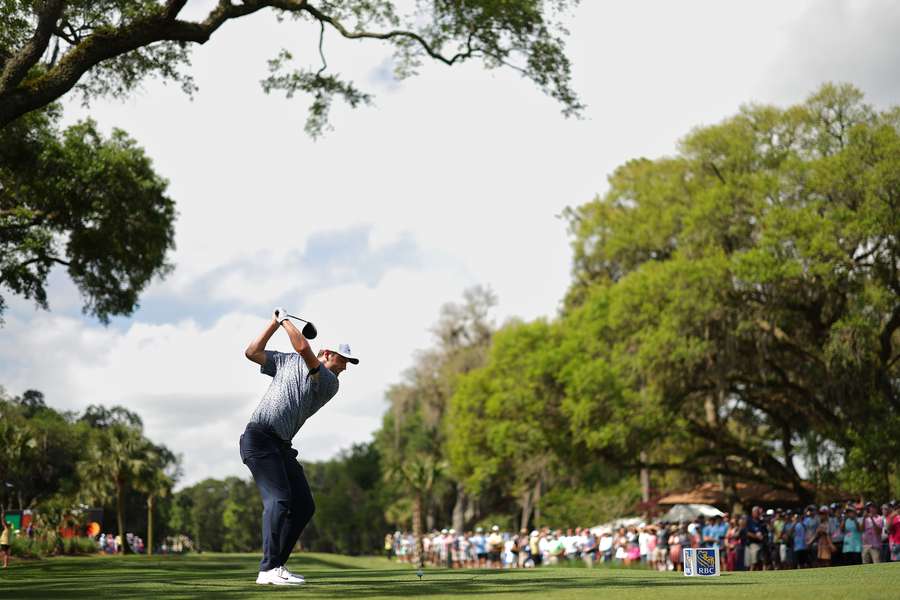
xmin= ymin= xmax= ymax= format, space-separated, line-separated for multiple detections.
xmin=286 ymin=313 xmax=309 ymax=324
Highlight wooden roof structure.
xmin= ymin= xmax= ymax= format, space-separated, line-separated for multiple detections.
xmin=656 ymin=481 xmax=812 ymax=508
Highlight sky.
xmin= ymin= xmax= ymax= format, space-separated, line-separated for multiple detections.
xmin=3 ymin=0 xmax=900 ymax=488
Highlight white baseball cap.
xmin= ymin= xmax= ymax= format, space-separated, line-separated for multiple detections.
xmin=326 ymin=343 xmax=359 ymax=364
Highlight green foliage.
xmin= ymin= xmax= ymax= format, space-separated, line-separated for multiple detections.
xmin=448 ymin=319 xmax=565 ymax=495
xmin=473 ymin=513 xmax=515 ymax=532
xmin=9 ymin=534 xmax=96 ymax=558
xmin=170 ymin=444 xmax=388 ymax=555
xmin=10 ymin=534 xmax=55 ymax=558
xmin=173 ymin=478 xmax=257 ymax=553
xmin=60 ymin=536 xmax=99 ymax=555
xmin=0 ymin=388 xmax=179 ymax=554
xmin=562 ymin=82 xmax=900 ymax=499
xmin=2 ymin=0 xmax=580 ymax=320
xmin=0 ymin=1 xmax=582 ymax=129
xmin=0 ymin=106 xmax=175 ymax=322
xmin=74 ymin=415 xmax=179 ymax=553
xmin=262 ymin=50 xmax=372 ymax=138
xmin=79 ymin=404 xmax=144 ymax=429
xmin=221 ymin=490 xmax=259 ymax=553
xmin=441 ymin=83 xmax=899 ymax=528
xmin=303 ymin=443 xmax=388 ymax=554
xmin=376 ymin=287 xmax=496 ymax=531
xmin=447 ymin=315 xmax=641 ymax=530
xmin=0 ymin=390 xmax=86 ymax=509
xmin=539 ymin=479 xmax=641 ymax=529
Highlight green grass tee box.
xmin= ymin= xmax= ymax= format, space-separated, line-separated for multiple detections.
xmin=0 ymin=553 xmax=897 ymax=600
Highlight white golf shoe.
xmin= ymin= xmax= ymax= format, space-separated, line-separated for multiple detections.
xmin=256 ymin=566 xmax=304 ymax=585
xmin=281 ymin=567 xmax=305 ymax=583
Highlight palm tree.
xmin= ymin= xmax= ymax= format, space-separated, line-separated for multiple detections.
xmin=134 ymin=445 xmax=178 ymax=557
xmin=387 ymin=454 xmax=443 ymax=569
xmin=77 ymin=424 xmax=147 ymax=554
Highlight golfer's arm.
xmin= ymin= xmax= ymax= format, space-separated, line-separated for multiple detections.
xmin=245 ymin=319 xmax=280 ymax=365
xmin=281 ymin=320 xmax=321 ymax=371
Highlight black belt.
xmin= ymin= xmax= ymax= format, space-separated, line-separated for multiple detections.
xmin=245 ymin=421 xmax=292 ymax=451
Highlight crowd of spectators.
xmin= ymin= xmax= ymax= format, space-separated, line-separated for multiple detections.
xmin=96 ymin=532 xmax=145 ymax=554
xmin=94 ymin=532 xmax=193 ymax=554
xmin=385 ymin=499 xmax=900 ymax=571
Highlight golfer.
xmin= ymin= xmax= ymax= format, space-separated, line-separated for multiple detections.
xmin=240 ymin=307 xmax=359 ymax=585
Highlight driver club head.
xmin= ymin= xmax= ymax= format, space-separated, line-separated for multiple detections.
xmin=301 ymin=321 xmax=318 ymax=339
xmin=286 ymin=313 xmax=318 ymax=339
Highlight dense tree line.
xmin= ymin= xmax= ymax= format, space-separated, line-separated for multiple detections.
xmin=168 ymin=444 xmax=387 ymax=554
xmin=0 ymin=387 xmax=388 ymax=555
xmin=0 ymin=389 xmax=179 ymax=554
xmin=553 ymin=82 xmax=900 ymax=503
xmin=445 ymin=83 xmax=900 ymax=519
xmin=376 ymin=84 xmax=900 ymax=550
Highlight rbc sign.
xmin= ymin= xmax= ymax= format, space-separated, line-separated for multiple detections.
xmin=682 ymin=547 xmax=720 ymax=577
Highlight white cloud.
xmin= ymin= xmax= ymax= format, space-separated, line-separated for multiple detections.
xmin=1 ymin=262 xmax=469 ymax=484
xmin=5 ymin=0 xmax=894 ymax=488
xmin=765 ymin=0 xmax=900 ymax=107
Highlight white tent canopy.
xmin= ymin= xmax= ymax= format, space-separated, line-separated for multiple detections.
xmin=659 ymin=504 xmax=725 ymax=523
xmin=591 ymin=516 xmax=643 ymax=535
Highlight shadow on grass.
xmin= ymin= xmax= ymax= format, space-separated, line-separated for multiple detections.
xmin=1 ymin=557 xmax=756 ymax=600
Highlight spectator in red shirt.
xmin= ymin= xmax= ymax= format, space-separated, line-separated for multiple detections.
xmin=887 ymin=502 xmax=900 ymax=562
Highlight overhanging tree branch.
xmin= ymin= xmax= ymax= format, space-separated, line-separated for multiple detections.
xmin=298 ymin=2 xmax=478 ymax=67
xmin=0 ymin=255 xmax=71 ymax=286
xmin=0 ymin=0 xmax=581 ymax=128
xmin=0 ymin=0 xmax=66 ymax=94
xmin=0 ymin=0 xmax=470 ymax=127
xmin=0 ymin=0 xmax=280 ymax=126
xmin=879 ymin=304 xmax=900 ymax=365
xmin=315 ymin=19 xmax=326 ymax=77
xmin=164 ymin=0 xmax=190 ymax=21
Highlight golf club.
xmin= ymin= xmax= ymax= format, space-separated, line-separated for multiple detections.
xmin=286 ymin=313 xmax=318 ymax=339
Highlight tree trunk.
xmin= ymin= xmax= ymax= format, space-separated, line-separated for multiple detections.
xmin=412 ymin=494 xmax=424 ymax=569
xmin=782 ymin=425 xmax=795 ymax=475
xmin=147 ymin=495 xmax=154 ymax=557
xmin=520 ymin=486 xmax=533 ymax=532
xmin=452 ymin=486 xmax=466 ymax=533
xmin=464 ymin=496 xmax=478 ymax=525
xmin=709 ymin=381 xmax=740 ymax=513
xmin=723 ymin=478 xmax=742 ymax=515
xmin=533 ymin=477 xmax=542 ymax=527
xmin=116 ymin=478 xmax=128 ymax=554
xmin=704 ymin=395 xmax=718 ymax=428
xmin=639 ymin=451 xmax=650 ymax=503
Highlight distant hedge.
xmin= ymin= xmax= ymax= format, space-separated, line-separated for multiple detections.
xmin=10 ymin=536 xmax=97 ymax=558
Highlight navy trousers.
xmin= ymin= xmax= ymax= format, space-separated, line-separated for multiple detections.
xmin=239 ymin=422 xmax=315 ymax=571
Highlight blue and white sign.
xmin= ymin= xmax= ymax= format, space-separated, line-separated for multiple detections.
xmin=682 ymin=547 xmax=720 ymax=577
xmin=683 ymin=548 xmax=695 ymax=576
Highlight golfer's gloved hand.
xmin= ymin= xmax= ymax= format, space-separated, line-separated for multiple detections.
xmin=273 ymin=307 xmax=290 ymax=324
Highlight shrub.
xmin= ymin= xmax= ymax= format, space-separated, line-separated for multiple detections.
xmin=55 ymin=536 xmax=96 ymax=555
xmin=9 ymin=536 xmax=51 ymax=558
xmin=8 ymin=533 xmax=98 ymax=557
xmin=73 ymin=536 xmax=99 ymax=554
